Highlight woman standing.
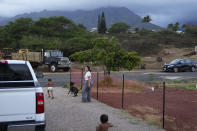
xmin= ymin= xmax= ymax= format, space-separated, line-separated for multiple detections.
xmin=82 ymin=66 xmax=92 ymax=102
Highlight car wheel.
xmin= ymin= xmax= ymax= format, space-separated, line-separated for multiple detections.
xmin=0 ymin=125 xmax=7 ymax=131
xmin=35 ymin=125 xmax=46 ymax=131
xmin=50 ymin=64 xmax=57 ymax=72
xmin=173 ymin=67 xmax=178 ymax=73
xmin=191 ymin=67 xmax=196 ymax=72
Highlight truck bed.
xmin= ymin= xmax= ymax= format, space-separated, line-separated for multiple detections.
xmin=11 ymin=52 xmax=42 ymax=63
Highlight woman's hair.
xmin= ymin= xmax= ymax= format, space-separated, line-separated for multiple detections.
xmin=48 ymin=78 xmax=52 ymax=82
xmin=86 ymin=65 xmax=91 ymax=72
xmin=100 ymin=114 xmax=108 ymax=123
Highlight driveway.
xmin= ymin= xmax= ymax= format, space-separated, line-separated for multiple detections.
xmin=43 ymin=87 xmax=164 ymax=131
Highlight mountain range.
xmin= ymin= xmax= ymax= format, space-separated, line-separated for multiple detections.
xmin=0 ymin=7 xmax=162 ymax=30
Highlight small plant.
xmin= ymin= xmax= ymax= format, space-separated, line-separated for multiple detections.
xmin=148 ymin=73 xmax=155 ymax=82
xmin=99 ymin=75 xmax=113 ymax=87
xmin=63 ymin=84 xmax=70 ymax=89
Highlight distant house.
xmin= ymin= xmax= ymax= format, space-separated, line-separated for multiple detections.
xmin=176 ymin=30 xmax=184 ymax=34
xmin=89 ymin=27 xmax=97 ymax=33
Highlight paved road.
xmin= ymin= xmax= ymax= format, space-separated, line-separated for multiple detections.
xmin=38 ymin=73 xmax=70 ymax=87
xmin=38 ymin=71 xmax=197 ymax=87
xmin=112 ymin=71 xmax=197 ymax=82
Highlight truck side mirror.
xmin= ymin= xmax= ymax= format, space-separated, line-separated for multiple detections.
xmin=36 ymin=72 xmax=44 ymax=79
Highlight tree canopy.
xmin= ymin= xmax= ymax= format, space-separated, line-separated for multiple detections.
xmin=108 ymin=22 xmax=131 ymax=33
xmin=167 ymin=22 xmax=180 ymax=31
xmin=0 ymin=16 xmax=95 ymax=56
xmin=97 ymin=12 xmax=107 ymax=34
xmin=142 ymin=15 xmax=151 ymax=23
xmin=185 ymin=25 xmax=197 ymax=34
xmin=71 ymin=37 xmax=141 ymax=73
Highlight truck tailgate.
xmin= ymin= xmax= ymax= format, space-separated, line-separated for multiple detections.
xmin=0 ymin=87 xmax=36 ymax=122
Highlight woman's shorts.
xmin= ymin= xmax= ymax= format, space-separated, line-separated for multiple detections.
xmin=48 ymin=87 xmax=53 ymax=90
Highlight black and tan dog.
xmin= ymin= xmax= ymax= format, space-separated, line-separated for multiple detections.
xmin=68 ymin=82 xmax=78 ymax=97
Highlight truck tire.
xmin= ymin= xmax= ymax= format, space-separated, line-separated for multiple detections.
xmin=35 ymin=125 xmax=46 ymax=131
xmin=50 ymin=64 xmax=57 ymax=72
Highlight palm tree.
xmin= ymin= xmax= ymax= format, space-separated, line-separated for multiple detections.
xmin=142 ymin=15 xmax=151 ymax=23
xmin=167 ymin=23 xmax=174 ymax=30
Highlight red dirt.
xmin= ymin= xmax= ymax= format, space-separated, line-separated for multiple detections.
xmin=71 ymin=69 xmax=197 ymax=131
xmin=91 ymin=87 xmax=197 ymax=131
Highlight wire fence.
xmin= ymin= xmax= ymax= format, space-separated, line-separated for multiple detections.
xmin=70 ymin=68 xmax=197 ymax=131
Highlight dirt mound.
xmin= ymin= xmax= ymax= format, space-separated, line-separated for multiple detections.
xmin=141 ymin=47 xmax=196 ymax=69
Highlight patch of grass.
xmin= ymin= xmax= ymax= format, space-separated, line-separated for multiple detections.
xmin=116 ymin=110 xmax=142 ymax=125
xmin=144 ymin=114 xmax=162 ymax=126
xmin=147 ymin=73 xmax=155 ymax=82
xmin=125 ymin=81 xmax=144 ymax=93
xmin=63 ymin=84 xmax=70 ymax=88
xmin=130 ymin=105 xmax=160 ymax=114
xmin=128 ymin=105 xmax=162 ymax=127
xmin=166 ymin=80 xmax=197 ymax=90
xmin=182 ymin=124 xmax=191 ymax=130
xmin=98 ymin=77 xmax=144 ymax=93
xmin=127 ymin=105 xmax=179 ymax=129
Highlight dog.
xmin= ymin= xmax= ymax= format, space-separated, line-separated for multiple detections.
xmin=68 ymin=82 xmax=79 ymax=97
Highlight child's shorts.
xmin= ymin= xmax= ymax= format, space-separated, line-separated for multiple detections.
xmin=48 ymin=87 xmax=53 ymax=90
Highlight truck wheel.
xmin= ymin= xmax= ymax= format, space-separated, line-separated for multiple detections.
xmin=35 ymin=125 xmax=46 ymax=131
xmin=50 ymin=64 xmax=57 ymax=72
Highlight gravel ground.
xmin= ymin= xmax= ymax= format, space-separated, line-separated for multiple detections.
xmin=44 ymin=87 xmax=165 ymax=131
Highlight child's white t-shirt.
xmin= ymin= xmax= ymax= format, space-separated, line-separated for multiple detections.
xmin=84 ymin=71 xmax=91 ymax=80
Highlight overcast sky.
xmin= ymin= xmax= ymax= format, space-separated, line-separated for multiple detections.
xmin=0 ymin=0 xmax=196 ymax=27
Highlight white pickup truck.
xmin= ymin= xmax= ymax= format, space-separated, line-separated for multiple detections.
xmin=0 ymin=60 xmax=46 ymax=131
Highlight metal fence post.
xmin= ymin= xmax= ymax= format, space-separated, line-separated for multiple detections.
xmin=122 ymin=73 xmax=125 ymax=109
xmin=81 ymin=68 xmax=83 ymax=90
xmin=162 ymin=81 xmax=166 ymax=129
xmin=70 ymin=67 xmax=71 ymax=86
xmin=97 ymin=72 xmax=99 ymax=100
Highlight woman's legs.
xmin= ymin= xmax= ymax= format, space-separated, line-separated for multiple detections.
xmin=82 ymin=81 xmax=88 ymax=102
xmin=87 ymin=87 xmax=91 ymax=102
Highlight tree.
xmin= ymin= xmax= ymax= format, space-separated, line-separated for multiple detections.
xmin=63 ymin=37 xmax=93 ymax=56
xmin=31 ymin=16 xmax=75 ymax=38
xmin=71 ymin=37 xmax=141 ymax=74
xmin=0 ymin=16 xmax=95 ymax=53
xmin=142 ymin=15 xmax=151 ymax=23
xmin=134 ymin=27 xmax=139 ymax=32
xmin=5 ymin=17 xmax=34 ymax=48
xmin=185 ymin=25 xmax=197 ymax=34
xmin=167 ymin=22 xmax=180 ymax=31
xmin=167 ymin=23 xmax=174 ymax=31
xmin=97 ymin=14 xmax=101 ymax=33
xmin=173 ymin=22 xmax=180 ymax=31
xmin=0 ymin=26 xmax=7 ymax=48
xmin=78 ymin=24 xmax=86 ymax=30
xmin=97 ymin=12 xmax=107 ymax=34
xmin=108 ymin=22 xmax=131 ymax=33
xmin=182 ymin=24 xmax=186 ymax=30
